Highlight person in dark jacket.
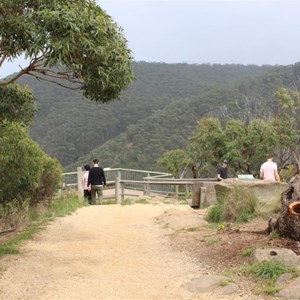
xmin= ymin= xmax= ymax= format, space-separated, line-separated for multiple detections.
xmin=217 ymin=159 xmax=229 ymax=181
xmin=87 ymin=159 xmax=106 ymax=204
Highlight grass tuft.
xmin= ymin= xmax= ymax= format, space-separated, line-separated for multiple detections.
xmin=206 ymin=187 xmax=257 ymax=223
xmin=239 ymin=260 xmax=297 ymax=295
xmin=135 ymin=198 xmax=150 ymax=204
xmin=121 ymin=198 xmax=133 ymax=205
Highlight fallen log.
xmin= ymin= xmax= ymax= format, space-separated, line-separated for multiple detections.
xmin=268 ymin=175 xmax=300 ymax=241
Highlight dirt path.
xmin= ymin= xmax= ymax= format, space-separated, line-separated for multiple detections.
xmin=0 ymin=204 xmax=259 ymax=300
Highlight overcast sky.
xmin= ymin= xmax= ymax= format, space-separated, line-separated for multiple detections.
xmin=1 ymin=0 xmax=300 ymax=77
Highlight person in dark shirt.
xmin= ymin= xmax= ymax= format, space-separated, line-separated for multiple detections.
xmin=217 ymin=159 xmax=229 ymax=181
xmin=87 ymin=159 xmax=106 ymax=204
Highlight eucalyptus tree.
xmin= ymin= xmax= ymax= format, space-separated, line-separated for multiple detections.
xmin=187 ymin=117 xmax=226 ymax=176
xmin=0 ymin=0 xmax=134 ymax=102
xmin=0 ymin=0 xmax=134 ymax=205
xmin=0 ymin=84 xmax=37 ymax=125
xmin=271 ymin=87 xmax=300 ymax=170
xmin=158 ymin=149 xmax=190 ymax=178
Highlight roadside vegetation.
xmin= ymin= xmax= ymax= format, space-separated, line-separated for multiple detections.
xmin=241 ymin=261 xmax=298 ymax=295
xmin=0 ymin=192 xmax=86 ymax=258
xmin=206 ymin=187 xmax=258 ymax=223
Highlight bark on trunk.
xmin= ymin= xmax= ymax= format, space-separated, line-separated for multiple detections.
xmin=268 ymin=175 xmax=300 ymax=241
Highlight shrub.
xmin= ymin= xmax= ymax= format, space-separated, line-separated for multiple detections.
xmin=206 ymin=187 xmax=257 ymax=223
xmin=0 ymin=199 xmax=30 ymax=232
xmin=30 ymin=155 xmax=62 ymax=205
xmin=0 ymin=121 xmax=44 ymax=204
xmin=0 ymin=121 xmax=63 ymax=206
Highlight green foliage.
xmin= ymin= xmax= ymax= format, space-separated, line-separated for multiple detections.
xmin=0 ymin=224 xmax=41 ymax=257
xmin=30 ymin=155 xmax=62 ymax=205
xmin=0 ymin=121 xmax=44 ymax=204
xmin=7 ymin=61 xmax=299 ymax=173
xmin=279 ymin=165 xmax=296 ymax=182
xmin=206 ymin=187 xmax=257 ymax=223
xmin=241 ymin=261 xmax=296 ymax=295
xmin=244 ymin=261 xmax=292 ymax=280
xmin=121 ymin=198 xmax=133 ymax=205
xmin=185 ymin=86 xmax=300 ymax=178
xmin=0 ymin=121 xmax=62 ymax=205
xmin=188 ymin=117 xmax=225 ymax=173
xmin=135 ymin=198 xmax=150 ymax=204
xmin=45 ymin=196 xmax=80 ymax=218
xmin=0 ymin=195 xmax=83 ymax=258
xmin=24 ymin=62 xmax=273 ymax=168
xmin=271 ymin=88 xmax=300 ymax=169
xmin=0 ymin=84 xmax=37 ymax=125
xmin=0 ymin=0 xmax=134 ymax=102
xmin=224 ymin=119 xmax=272 ymax=175
xmin=206 ymin=202 xmax=225 ymax=223
xmin=0 ymin=199 xmax=30 ymax=232
xmin=158 ymin=149 xmax=189 ymax=178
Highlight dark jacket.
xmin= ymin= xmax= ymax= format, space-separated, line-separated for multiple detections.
xmin=217 ymin=167 xmax=228 ymax=181
xmin=88 ymin=167 xmax=106 ymax=186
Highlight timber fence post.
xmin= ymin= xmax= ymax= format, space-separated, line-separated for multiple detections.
xmin=191 ymin=182 xmax=201 ymax=209
xmin=115 ymin=175 xmax=121 ymax=204
xmin=77 ymin=167 xmax=83 ymax=201
xmin=121 ymin=182 xmax=125 ymax=203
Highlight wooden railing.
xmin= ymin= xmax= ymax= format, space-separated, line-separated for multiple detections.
xmin=62 ymin=167 xmax=217 ymax=209
xmin=115 ymin=177 xmax=217 ymax=208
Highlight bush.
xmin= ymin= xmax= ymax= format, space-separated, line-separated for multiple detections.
xmin=0 ymin=121 xmax=63 ymax=206
xmin=0 ymin=121 xmax=44 ymax=204
xmin=206 ymin=187 xmax=257 ymax=223
xmin=30 ymin=155 xmax=62 ymax=205
xmin=0 ymin=199 xmax=30 ymax=232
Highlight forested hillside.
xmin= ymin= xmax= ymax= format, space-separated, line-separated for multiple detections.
xmin=18 ymin=62 xmax=273 ymax=168
xmin=66 ymin=63 xmax=300 ymax=172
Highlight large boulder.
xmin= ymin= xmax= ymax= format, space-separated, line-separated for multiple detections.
xmin=215 ymin=178 xmax=287 ymax=206
xmin=250 ymin=248 xmax=300 ymax=267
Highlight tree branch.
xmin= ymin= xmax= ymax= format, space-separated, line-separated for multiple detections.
xmin=0 ymin=53 xmax=7 ymax=68
xmin=26 ymin=72 xmax=82 ymax=90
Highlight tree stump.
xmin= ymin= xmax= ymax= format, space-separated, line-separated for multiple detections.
xmin=268 ymin=175 xmax=300 ymax=241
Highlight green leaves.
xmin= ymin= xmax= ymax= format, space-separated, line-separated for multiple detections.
xmin=0 ymin=0 xmax=134 ymax=102
xmin=158 ymin=149 xmax=189 ymax=178
xmin=0 ymin=84 xmax=37 ymax=125
xmin=0 ymin=121 xmax=44 ymax=203
xmin=182 ymin=87 xmax=300 ymax=177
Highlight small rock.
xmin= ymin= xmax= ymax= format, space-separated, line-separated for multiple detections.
xmin=182 ymin=275 xmax=229 ymax=293
xmin=276 ymin=276 xmax=300 ymax=299
xmin=275 ymin=273 xmax=293 ymax=288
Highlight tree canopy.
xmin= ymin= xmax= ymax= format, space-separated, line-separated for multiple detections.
xmin=0 ymin=84 xmax=37 ymax=125
xmin=0 ymin=0 xmax=134 ymax=102
xmin=184 ymin=88 xmax=300 ymax=179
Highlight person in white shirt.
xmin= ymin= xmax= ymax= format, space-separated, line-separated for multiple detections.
xmin=82 ymin=165 xmax=92 ymax=204
xmin=260 ymin=154 xmax=280 ymax=182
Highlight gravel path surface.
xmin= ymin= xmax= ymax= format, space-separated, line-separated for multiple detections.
xmin=0 ymin=203 xmax=264 ymax=300
xmin=0 ymin=204 xmax=216 ymax=300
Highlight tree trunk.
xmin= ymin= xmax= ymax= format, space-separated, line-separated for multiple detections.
xmin=268 ymin=175 xmax=300 ymax=241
